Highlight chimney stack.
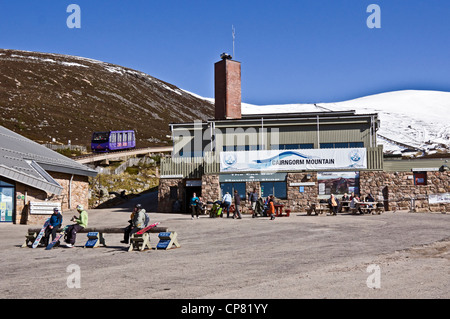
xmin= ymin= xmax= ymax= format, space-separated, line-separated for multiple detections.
xmin=214 ymin=53 xmax=241 ymax=120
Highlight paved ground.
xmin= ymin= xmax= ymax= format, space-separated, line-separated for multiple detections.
xmin=0 ymin=196 xmax=449 ymax=299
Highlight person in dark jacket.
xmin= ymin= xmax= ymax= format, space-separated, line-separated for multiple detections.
xmin=43 ymin=208 xmax=63 ymax=246
xmin=248 ymin=188 xmax=258 ymax=214
xmin=365 ymin=193 xmax=375 ymax=213
xmin=233 ymin=190 xmax=242 ymax=219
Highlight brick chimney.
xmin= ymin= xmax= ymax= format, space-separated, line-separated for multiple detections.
xmin=214 ymin=54 xmax=241 ymax=119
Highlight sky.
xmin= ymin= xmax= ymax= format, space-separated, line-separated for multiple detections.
xmin=1 ymin=0 xmax=450 ymax=105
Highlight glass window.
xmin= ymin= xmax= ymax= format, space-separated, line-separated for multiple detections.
xmin=220 ymin=183 xmax=246 ymax=199
xmin=349 ymin=142 xmax=364 ymax=148
xmin=92 ymin=132 xmax=109 ymax=142
xmin=261 ymin=181 xmax=287 ymax=199
xmin=0 ymin=180 xmax=14 ymax=187
xmin=414 ymin=172 xmax=427 ymax=185
xmin=299 ymin=143 xmax=314 ymax=149
xmin=320 ymin=143 xmax=334 ymax=149
xmin=273 ymin=182 xmax=287 ymax=199
xmin=334 ymin=142 xmax=348 ymax=148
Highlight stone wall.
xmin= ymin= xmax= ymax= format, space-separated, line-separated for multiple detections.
xmin=360 ymin=171 xmax=450 ymax=212
xmin=201 ymin=175 xmax=220 ymax=203
xmin=286 ymin=172 xmax=318 ymax=212
xmin=14 ymin=172 xmax=90 ymax=225
xmin=49 ymin=172 xmax=89 ymax=211
xmin=157 ymin=178 xmax=184 ymax=213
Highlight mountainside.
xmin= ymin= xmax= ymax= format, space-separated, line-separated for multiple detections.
xmin=243 ymin=90 xmax=450 ymax=156
xmin=0 ymin=49 xmax=214 ymax=148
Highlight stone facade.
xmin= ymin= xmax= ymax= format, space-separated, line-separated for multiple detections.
xmin=157 ymin=178 xmax=184 ymax=213
xmin=50 ymin=172 xmax=89 ymax=211
xmin=158 ymin=170 xmax=449 ymax=215
xmin=13 ymin=171 xmax=90 ymax=224
xmin=360 ymin=171 xmax=450 ymax=212
xmin=286 ymin=172 xmax=319 ymax=212
xmin=201 ymin=175 xmax=220 ymax=203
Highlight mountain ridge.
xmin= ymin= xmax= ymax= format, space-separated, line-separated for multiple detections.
xmin=0 ymin=48 xmax=214 ymax=148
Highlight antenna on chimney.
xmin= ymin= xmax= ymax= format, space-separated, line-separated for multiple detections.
xmin=232 ymin=25 xmax=236 ymax=59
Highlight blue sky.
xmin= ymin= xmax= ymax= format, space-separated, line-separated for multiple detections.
xmin=1 ymin=0 xmax=450 ymax=105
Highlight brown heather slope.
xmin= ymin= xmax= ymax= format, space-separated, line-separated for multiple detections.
xmin=0 ymin=48 xmax=214 ymax=148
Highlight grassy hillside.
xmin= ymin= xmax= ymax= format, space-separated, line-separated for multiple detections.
xmin=0 ymin=49 xmax=214 ymax=148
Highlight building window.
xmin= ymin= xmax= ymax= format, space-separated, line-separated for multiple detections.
xmin=169 ymin=186 xmax=178 ymax=200
xmin=271 ymin=143 xmax=314 ymax=150
xmin=414 ymin=172 xmax=427 ymax=186
xmin=220 ymin=182 xmax=246 ymax=199
xmin=178 ymin=149 xmax=203 ymax=157
xmin=261 ymin=181 xmax=287 ymax=199
xmin=223 ymin=145 xmax=261 ymax=152
xmin=320 ymin=142 xmax=364 ymax=149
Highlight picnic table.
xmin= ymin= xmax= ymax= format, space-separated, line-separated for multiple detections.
xmin=274 ymin=204 xmax=290 ymax=217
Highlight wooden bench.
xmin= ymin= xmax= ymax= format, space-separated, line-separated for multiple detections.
xmin=22 ymin=226 xmax=168 ymax=248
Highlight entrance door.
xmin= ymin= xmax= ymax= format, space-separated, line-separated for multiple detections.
xmin=185 ymin=186 xmax=202 ymax=214
xmin=0 ymin=180 xmax=15 ymax=222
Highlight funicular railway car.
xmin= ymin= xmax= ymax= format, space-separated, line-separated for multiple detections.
xmin=91 ymin=130 xmax=136 ymax=153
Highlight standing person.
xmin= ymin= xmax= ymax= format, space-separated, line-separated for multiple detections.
xmin=327 ymin=194 xmax=340 ymax=216
xmin=65 ymin=204 xmax=88 ymax=248
xmin=268 ymin=195 xmax=276 ymax=220
xmin=222 ymin=192 xmax=232 ymax=218
xmin=190 ymin=193 xmax=200 ymax=220
xmin=122 ymin=203 xmax=147 ymax=244
xmin=248 ymin=188 xmax=258 ymax=216
xmin=233 ymin=190 xmax=242 ymax=219
xmin=43 ymin=208 xmax=63 ymax=247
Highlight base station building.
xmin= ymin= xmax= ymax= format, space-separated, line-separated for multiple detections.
xmin=158 ymin=57 xmax=450 ymax=214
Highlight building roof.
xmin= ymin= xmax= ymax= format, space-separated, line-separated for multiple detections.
xmin=0 ymin=125 xmax=97 ymax=195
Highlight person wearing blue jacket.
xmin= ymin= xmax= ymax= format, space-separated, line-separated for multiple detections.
xmin=43 ymin=208 xmax=63 ymax=246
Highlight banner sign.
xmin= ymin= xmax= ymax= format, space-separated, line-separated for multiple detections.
xmin=428 ymin=193 xmax=450 ymax=204
xmin=220 ymin=148 xmax=367 ymax=172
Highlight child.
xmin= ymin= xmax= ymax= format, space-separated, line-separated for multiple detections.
xmin=268 ymin=196 xmax=276 ymax=220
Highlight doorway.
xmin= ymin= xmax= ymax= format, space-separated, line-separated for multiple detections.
xmin=185 ymin=186 xmax=202 ymax=213
xmin=0 ymin=179 xmax=15 ymax=223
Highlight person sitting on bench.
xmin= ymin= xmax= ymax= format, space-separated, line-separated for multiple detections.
xmin=350 ymin=196 xmax=363 ymax=214
xmin=122 ymin=203 xmax=147 ymax=243
xmin=65 ymin=205 xmax=88 ymax=248
xmin=327 ymin=194 xmax=340 ymax=216
xmin=43 ymin=208 xmax=63 ymax=247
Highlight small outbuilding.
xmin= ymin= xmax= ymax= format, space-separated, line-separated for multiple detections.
xmin=0 ymin=125 xmax=97 ymax=224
